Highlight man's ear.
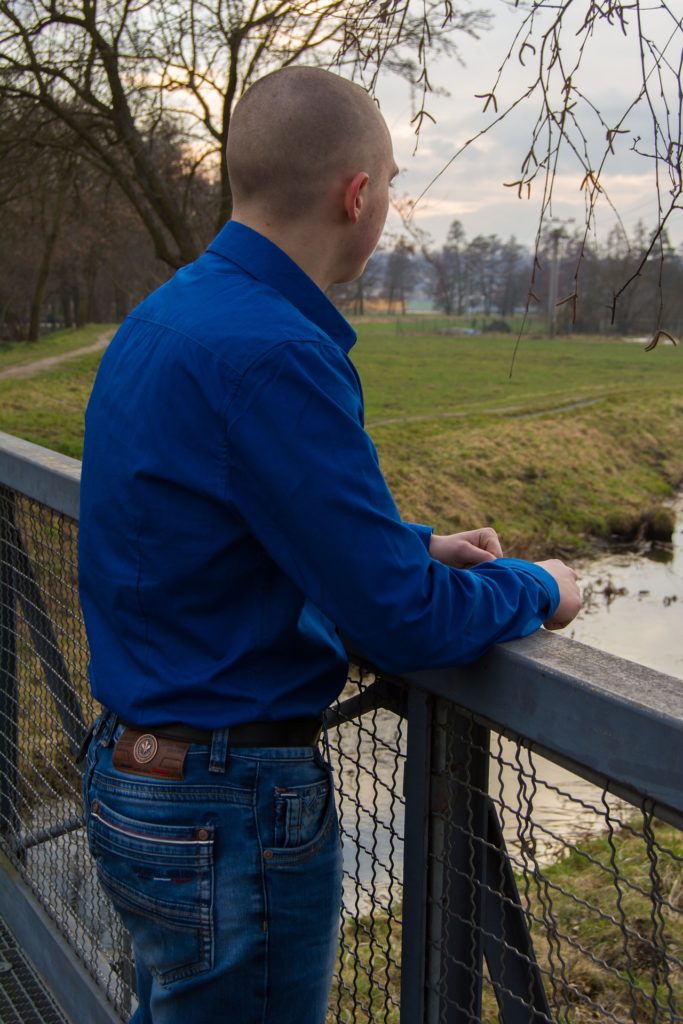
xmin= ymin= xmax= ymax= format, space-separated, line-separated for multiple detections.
xmin=344 ymin=172 xmax=369 ymax=224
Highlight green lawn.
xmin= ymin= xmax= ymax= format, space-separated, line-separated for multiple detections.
xmin=1 ymin=319 xmax=682 ymax=556
xmin=353 ymin=322 xmax=676 ymax=422
xmin=354 ymin=325 xmax=683 ymax=555
xmin=0 ymin=349 xmax=103 ymax=459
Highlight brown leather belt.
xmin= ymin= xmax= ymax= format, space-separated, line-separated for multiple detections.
xmin=119 ymin=717 xmax=322 ymax=748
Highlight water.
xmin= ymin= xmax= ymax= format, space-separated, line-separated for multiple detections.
xmin=569 ymin=497 xmax=683 ymax=678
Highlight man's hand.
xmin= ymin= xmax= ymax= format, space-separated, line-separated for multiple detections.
xmin=429 ymin=528 xmax=503 ymax=569
xmin=535 ymin=559 xmax=582 ymax=630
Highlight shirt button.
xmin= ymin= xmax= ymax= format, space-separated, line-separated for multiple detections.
xmin=196 ymin=828 xmax=209 ymax=841
xmin=263 ymin=850 xmax=273 ymax=860
xmin=91 ymin=801 xmax=100 ymax=814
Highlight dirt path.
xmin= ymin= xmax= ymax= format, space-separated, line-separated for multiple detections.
xmin=1 ymin=334 xmax=605 ymax=426
xmin=367 ymin=396 xmax=604 ymax=428
xmin=0 ymin=328 xmax=114 ymax=381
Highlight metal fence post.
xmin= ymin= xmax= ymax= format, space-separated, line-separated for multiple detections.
xmin=0 ymin=488 xmax=20 ymax=842
xmin=400 ymin=687 xmax=433 ymax=1024
xmin=481 ymin=800 xmax=552 ymax=1022
xmin=10 ymin=520 xmax=86 ymax=754
xmin=430 ymin=701 xmax=490 ymax=1024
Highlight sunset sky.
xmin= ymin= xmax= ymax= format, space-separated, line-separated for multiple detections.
xmin=374 ymin=0 xmax=682 ymax=252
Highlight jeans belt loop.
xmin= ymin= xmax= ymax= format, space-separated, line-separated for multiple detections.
xmin=97 ymin=709 xmax=118 ymax=748
xmin=209 ymin=726 xmax=230 ymax=773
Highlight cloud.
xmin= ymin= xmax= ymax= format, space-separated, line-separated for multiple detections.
xmin=383 ymin=166 xmax=674 ymax=249
xmin=376 ymin=0 xmax=682 ymax=248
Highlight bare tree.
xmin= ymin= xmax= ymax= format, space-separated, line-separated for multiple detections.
xmin=403 ymin=219 xmax=466 ymax=316
xmin=383 ymin=0 xmax=682 ymax=346
xmin=0 ymin=0 xmax=480 ymax=268
xmin=0 ymin=98 xmax=170 ymax=339
xmin=0 ymin=100 xmax=80 ymax=339
xmin=496 ymin=236 xmax=528 ymax=317
xmin=384 ymin=236 xmax=415 ymax=314
xmin=3 ymin=0 xmax=679 ymax=341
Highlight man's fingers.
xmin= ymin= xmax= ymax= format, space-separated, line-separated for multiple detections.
xmin=536 ymin=558 xmax=582 ymax=630
xmin=429 ymin=529 xmax=503 ymax=567
xmin=459 ymin=542 xmax=496 ymax=566
xmin=478 ymin=528 xmax=503 ymax=559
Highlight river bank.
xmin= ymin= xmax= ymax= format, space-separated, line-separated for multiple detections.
xmin=373 ymin=389 xmax=683 ymax=560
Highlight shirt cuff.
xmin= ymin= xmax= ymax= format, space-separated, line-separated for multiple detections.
xmin=404 ymin=521 xmax=434 ymax=553
xmin=488 ymin=557 xmax=561 ymax=617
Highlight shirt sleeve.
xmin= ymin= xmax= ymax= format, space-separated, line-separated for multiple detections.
xmin=226 ymin=340 xmax=560 ymax=671
xmin=405 ymin=522 xmax=433 ymax=551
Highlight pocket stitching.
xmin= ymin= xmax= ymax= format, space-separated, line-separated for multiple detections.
xmin=265 ymin=781 xmax=337 ymax=866
xmin=95 ymin=859 xmax=211 ymax=924
xmin=87 ymin=803 xmax=214 ymax=985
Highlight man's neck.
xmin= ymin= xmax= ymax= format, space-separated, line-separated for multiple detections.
xmin=230 ymin=212 xmax=336 ymax=292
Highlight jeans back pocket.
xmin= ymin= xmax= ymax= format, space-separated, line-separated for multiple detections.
xmin=87 ymin=797 xmax=214 ymax=985
xmin=273 ymin=777 xmax=330 ymax=849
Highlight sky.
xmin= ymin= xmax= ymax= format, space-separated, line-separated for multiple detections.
xmin=372 ymin=0 xmax=683 ymax=252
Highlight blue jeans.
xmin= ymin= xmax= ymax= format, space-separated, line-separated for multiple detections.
xmin=83 ymin=713 xmax=343 ymax=1024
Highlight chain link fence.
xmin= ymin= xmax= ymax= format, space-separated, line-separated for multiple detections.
xmin=0 ymin=486 xmax=135 ymax=1017
xmin=326 ymin=670 xmax=406 ymax=1023
xmin=1 ymin=457 xmax=682 ymax=1023
xmin=424 ymin=708 xmax=682 ymax=1023
xmin=323 ymin=669 xmax=682 ymax=1023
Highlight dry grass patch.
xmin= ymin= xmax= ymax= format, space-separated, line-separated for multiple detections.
xmin=374 ymin=393 xmax=683 ymax=557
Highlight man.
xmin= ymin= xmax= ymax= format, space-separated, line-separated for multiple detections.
xmin=79 ymin=67 xmax=580 ymax=1024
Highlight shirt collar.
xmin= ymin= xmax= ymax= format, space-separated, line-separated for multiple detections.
xmin=207 ymin=220 xmax=357 ymax=354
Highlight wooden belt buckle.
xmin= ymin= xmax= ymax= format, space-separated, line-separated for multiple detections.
xmin=112 ymin=729 xmax=189 ymax=780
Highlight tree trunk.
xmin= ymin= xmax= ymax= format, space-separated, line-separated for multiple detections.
xmin=84 ymin=251 xmax=99 ymax=322
xmin=28 ymin=239 xmax=56 ymax=341
xmin=72 ymin=283 xmax=85 ymax=328
xmin=114 ymin=285 xmax=128 ymax=322
xmin=3 ymin=307 xmax=23 ymax=341
xmin=27 ymin=166 xmax=72 ymax=341
xmin=356 ymin=278 xmax=365 ymax=317
xmin=60 ymin=287 xmax=72 ymax=329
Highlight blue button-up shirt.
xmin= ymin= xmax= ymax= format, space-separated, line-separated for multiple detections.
xmin=79 ymin=221 xmax=559 ymax=728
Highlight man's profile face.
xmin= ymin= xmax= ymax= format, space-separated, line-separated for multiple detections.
xmin=349 ymin=135 xmax=398 ymax=281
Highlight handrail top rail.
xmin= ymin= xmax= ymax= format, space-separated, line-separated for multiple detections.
xmin=0 ymin=431 xmax=80 ymax=520
xmin=397 ymin=630 xmax=683 ymax=821
xmin=1 ymin=429 xmax=681 ymax=819
xmin=402 ymin=629 xmax=683 ymax=732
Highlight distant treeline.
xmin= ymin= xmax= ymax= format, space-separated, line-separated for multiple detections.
xmin=1 ymin=106 xmax=681 ymax=341
xmin=331 ymin=222 xmax=683 ymax=336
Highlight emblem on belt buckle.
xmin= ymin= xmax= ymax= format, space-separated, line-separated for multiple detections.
xmin=133 ymin=734 xmax=158 ymax=764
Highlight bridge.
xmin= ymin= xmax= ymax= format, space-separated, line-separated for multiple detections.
xmin=1 ymin=429 xmax=681 ymax=1023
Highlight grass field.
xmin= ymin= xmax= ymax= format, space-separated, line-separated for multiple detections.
xmin=0 ymin=347 xmax=102 ymax=459
xmin=1 ymin=319 xmax=682 ymax=556
xmin=354 ymin=324 xmax=683 ymax=556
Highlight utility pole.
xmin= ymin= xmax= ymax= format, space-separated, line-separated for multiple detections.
xmin=547 ymin=218 xmax=574 ymax=337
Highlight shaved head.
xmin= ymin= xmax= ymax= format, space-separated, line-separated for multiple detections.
xmin=227 ymin=67 xmax=392 ymax=220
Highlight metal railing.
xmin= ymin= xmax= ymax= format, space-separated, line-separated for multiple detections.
xmin=0 ymin=429 xmax=681 ymax=1024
